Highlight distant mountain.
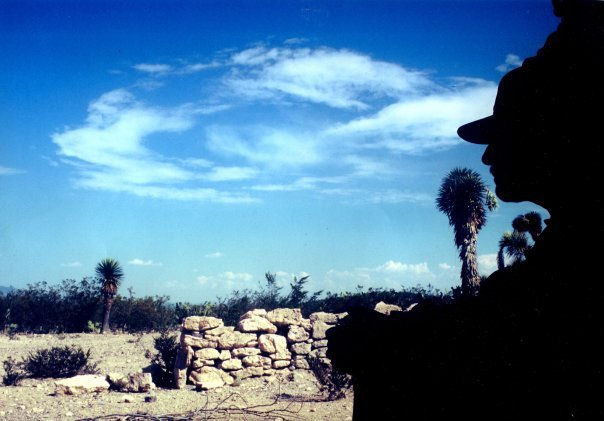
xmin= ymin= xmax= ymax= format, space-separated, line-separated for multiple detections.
xmin=0 ymin=285 xmax=15 ymax=295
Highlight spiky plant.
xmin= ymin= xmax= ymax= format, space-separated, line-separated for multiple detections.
xmin=497 ymin=231 xmax=530 ymax=270
xmin=95 ymin=258 xmax=124 ymax=334
xmin=437 ymin=168 xmax=498 ymax=295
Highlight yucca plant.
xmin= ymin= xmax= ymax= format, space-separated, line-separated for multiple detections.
xmin=437 ymin=168 xmax=498 ymax=295
xmin=95 ymin=258 xmax=124 ymax=333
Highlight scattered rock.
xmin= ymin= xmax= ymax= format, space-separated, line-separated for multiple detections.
xmin=54 ymin=375 xmax=110 ymax=396
xmin=144 ymin=395 xmax=157 ymax=403
xmin=107 ymin=372 xmax=155 ymax=393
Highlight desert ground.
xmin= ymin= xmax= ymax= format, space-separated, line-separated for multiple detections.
xmin=0 ymin=332 xmax=353 ymax=420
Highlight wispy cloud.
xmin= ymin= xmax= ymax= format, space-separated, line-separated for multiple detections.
xmin=438 ymin=262 xmax=455 ymax=270
xmin=204 ymin=252 xmax=224 ymax=259
xmin=61 ymin=261 xmax=82 ymax=267
xmin=325 ymin=78 xmax=496 ymax=154
xmin=128 ymin=258 xmax=163 ymax=266
xmin=226 ymin=46 xmax=433 ymax=109
xmin=197 ymin=271 xmax=254 ymax=287
xmin=0 ymin=165 xmax=25 ymax=175
xmin=133 ymin=61 xmax=221 ymax=76
xmin=324 ymin=260 xmax=434 ymax=290
xmin=52 ymin=89 xmax=256 ymax=203
xmin=496 ymin=54 xmax=523 ymax=73
xmin=133 ymin=63 xmax=174 ymax=74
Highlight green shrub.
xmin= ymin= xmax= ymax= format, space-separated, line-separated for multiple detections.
xmin=2 ymin=357 xmax=25 ymax=386
xmin=149 ymin=331 xmax=179 ymax=388
xmin=24 ymin=346 xmax=98 ymax=378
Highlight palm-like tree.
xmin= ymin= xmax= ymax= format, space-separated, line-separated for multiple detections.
xmin=497 ymin=231 xmax=530 ymax=270
xmin=95 ymin=258 xmax=124 ymax=334
xmin=437 ymin=168 xmax=498 ymax=295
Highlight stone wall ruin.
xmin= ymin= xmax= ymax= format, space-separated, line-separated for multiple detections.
xmin=173 ymin=308 xmax=347 ymax=390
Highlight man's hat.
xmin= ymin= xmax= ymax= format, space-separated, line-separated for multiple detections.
xmin=457 ymin=64 xmax=541 ymax=145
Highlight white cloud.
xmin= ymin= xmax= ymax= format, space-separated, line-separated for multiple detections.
xmin=128 ymin=258 xmax=163 ymax=266
xmin=0 ymin=165 xmax=24 ymax=175
xmin=61 ymin=261 xmax=82 ymax=267
xmin=206 ymin=126 xmax=323 ymax=168
xmin=496 ymin=54 xmax=523 ymax=73
xmin=201 ymin=166 xmax=259 ymax=182
xmin=133 ymin=63 xmax=174 ymax=74
xmin=283 ymin=38 xmax=308 ymax=45
xmin=325 ymin=78 xmax=497 ymax=154
xmin=204 ymin=252 xmax=224 ymax=259
xmin=197 ymin=271 xmax=254 ymax=287
xmin=226 ymin=46 xmax=433 ymax=109
xmin=52 ymin=89 xmax=255 ymax=203
xmin=325 ymin=260 xmax=434 ymax=290
xmin=438 ymin=263 xmax=454 ymax=270
xmin=377 ymin=260 xmax=430 ymax=275
xmin=478 ymin=253 xmax=498 ymax=276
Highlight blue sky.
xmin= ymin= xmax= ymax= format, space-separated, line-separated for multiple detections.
xmin=0 ymin=1 xmax=559 ymax=302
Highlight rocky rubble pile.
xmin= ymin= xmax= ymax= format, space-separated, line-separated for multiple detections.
xmin=173 ymin=308 xmax=347 ymax=390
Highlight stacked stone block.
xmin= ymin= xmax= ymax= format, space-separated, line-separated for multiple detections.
xmin=173 ymin=308 xmax=346 ymax=390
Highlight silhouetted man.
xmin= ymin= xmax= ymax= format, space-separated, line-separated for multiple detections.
xmin=327 ymin=1 xmax=603 ymax=419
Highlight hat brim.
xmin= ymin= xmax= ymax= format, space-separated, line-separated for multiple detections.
xmin=457 ymin=116 xmax=495 ymax=144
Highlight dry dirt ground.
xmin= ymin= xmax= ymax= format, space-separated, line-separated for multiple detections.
xmin=0 ymin=332 xmax=353 ymax=420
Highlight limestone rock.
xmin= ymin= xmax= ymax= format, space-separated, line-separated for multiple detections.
xmin=195 ymin=348 xmax=220 ymax=360
xmin=218 ymin=350 xmax=231 ymax=360
xmin=290 ymin=342 xmax=311 ymax=355
xmin=182 ymin=316 xmax=224 ymax=332
xmin=231 ymin=366 xmax=263 ymax=381
xmin=173 ymin=345 xmax=193 ymax=389
xmin=219 ymin=359 xmax=243 ymax=371
xmin=203 ymin=326 xmax=235 ymax=339
xmin=54 ymin=375 xmax=110 ymax=396
xmin=217 ymin=332 xmax=258 ymax=350
xmin=231 ymin=347 xmax=261 ymax=358
xmin=312 ymin=339 xmax=328 ymax=348
xmin=374 ymin=301 xmax=403 ymax=315
xmin=242 ymin=355 xmax=268 ymax=367
xmin=272 ymin=360 xmax=290 ymax=369
xmin=182 ymin=335 xmax=217 ymax=349
xmin=309 ymin=312 xmax=338 ymax=324
xmin=237 ymin=315 xmax=278 ymax=333
xmin=189 ymin=368 xmax=224 ymax=390
xmin=192 ymin=359 xmax=204 ymax=369
xmin=266 ymin=308 xmax=303 ymax=326
xmin=310 ymin=347 xmax=328 ymax=358
xmin=293 ymin=356 xmax=310 ymax=369
xmin=239 ymin=309 xmax=268 ymax=320
xmin=311 ymin=321 xmax=333 ymax=339
xmin=300 ymin=318 xmax=312 ymax=331
xmin=258 ymin=334 xmax=288 ymax=354
xmin=336 ymin=312 xmax=348 ymax=320
xmin=287 ymin=325 xmax=310 ymax=343
xmin=106 ymin=372 xmax=155 ymax=393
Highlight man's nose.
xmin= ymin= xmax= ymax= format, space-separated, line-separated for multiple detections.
xmin=482 ymin=144 xmax=494 ymax=166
